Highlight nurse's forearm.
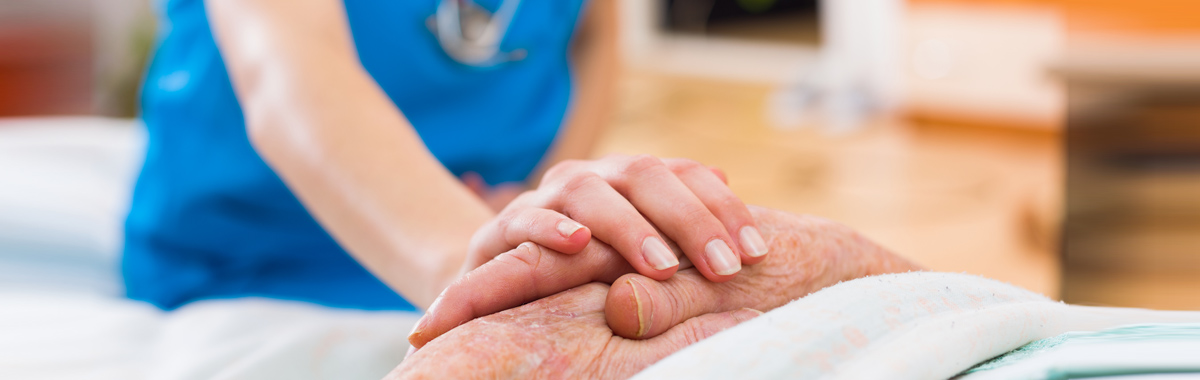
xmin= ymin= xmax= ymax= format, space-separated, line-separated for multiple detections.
xmin=535 ymin=0 xmax=620 ymax=180
xmin=205 ymin=0 xmax=492 ymax=308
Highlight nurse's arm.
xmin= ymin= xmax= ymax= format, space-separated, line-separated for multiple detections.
xmin=533 ymin=0 xmax=620 ymax=179
xmin=204 ymin=0 xmax=491 ymax=308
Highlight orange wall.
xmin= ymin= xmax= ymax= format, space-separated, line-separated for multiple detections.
xmin=909 ymin=0 xmax=1200 ymax=36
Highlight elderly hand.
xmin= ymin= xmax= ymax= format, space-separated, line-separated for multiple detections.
xmin=409 ymin=206 xmax=920 ymax=348
xmin=386 ymin=283 xmax=762 ymax=380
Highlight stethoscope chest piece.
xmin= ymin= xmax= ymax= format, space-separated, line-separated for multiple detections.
xmin=428 ymin=0 xmax=525 ymax=67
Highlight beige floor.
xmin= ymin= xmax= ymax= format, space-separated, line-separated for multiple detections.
xmin=592 ymin=72 xmax=1063 ymax=298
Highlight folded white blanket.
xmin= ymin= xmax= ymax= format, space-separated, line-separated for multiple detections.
xmin=635 ymin=272 xmax=1200 ymax=380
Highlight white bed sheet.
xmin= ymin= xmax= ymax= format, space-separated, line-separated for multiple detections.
xmin=0 ymin=117 xmax=417 ymax=380
xmin=0 ymin=289 xmax=417 ymax=380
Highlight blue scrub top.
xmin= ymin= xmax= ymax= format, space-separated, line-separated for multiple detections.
xmin=124 ymin=0 xmax=588 ymax=311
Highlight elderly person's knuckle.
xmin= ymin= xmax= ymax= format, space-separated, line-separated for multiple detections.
xmin=661 ymin=281 xmax=697 ymax=327
xmin=511 ymin=242 xmax=544 ymax=266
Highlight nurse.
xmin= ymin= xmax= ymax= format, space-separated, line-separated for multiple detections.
xmin=124 ymin=0 xmax=770 ymax=314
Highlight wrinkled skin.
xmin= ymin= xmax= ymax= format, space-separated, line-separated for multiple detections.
xmin=391 ymin=207 xmax=921 ymax=379
xmin=386 ymin=284 xmax=761 ymax=380
xmin=604 ymin=206 xmax=920 ymax=339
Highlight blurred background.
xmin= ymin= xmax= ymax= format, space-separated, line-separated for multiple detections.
xmin=1 ymin=0 xmax=1198 ymax=309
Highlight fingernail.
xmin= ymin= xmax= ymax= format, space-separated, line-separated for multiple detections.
xmin=556 ymin=219 xmax=584 ymax=238
xmin=731 ymin=308 xmax=763 ymax=323
xmin=407 ymin=292 xmax=443 ymax=347
xmin=405 ymin=344 xmax=417 ymax=358
xmin=642 ymin=236 xmax=679 ymax=271
xmin=705 ymin=239 xmax=740 ymax=275
xmin=738 ymin=226 xmax=769 ymax=257
xmin=407 ymin=316 xmax=426 ymax=347
xmin=628 ymin=277 xmax=652 ymax=338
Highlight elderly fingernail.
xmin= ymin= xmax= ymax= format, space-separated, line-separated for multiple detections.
xmin=407 ymin=291 xmax=445 ymax=347
xmin=706 ymin=239 xmax=740 ymax=275
xmin=407 ymin=316 xmax=427 ymax=347
xmin=642 ymin=236 xmax=679 ymax=271
xmin=628 ymin=277 xmax=652 ymax=338
xmin=556 ymin=219 xmax=584 ymax=238
xmin=739 ymin=226 xmax=769 ymax=258
xmin=731 ymin=308 xmax=764 ymax=323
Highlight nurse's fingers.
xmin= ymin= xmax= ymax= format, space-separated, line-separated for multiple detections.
xmin=663 ymin=158 xmax=768 ymax=265
xmin=708 ymin=166 xmax=729 ymax=185
xmin=597 ymin=155 xmax=741 ymax=281
xmin=465 ymin=208 xmax=591 ymax=270
xmin=551 ymin=172 xmax=681 ymax=280
xmin=408 ymin=241 xmax=632 ymax=349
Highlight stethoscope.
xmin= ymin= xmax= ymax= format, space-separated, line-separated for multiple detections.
xmin=430 ymin=0 xmax=524 ymax=67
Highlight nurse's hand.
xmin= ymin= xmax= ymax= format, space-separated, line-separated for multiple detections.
xmin=464 ymin=154 xmax=768 ymax=282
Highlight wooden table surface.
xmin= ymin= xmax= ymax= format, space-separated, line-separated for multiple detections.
xmin=592 ymin=72 xmax=1063 ymax=298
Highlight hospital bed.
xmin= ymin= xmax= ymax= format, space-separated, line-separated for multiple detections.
xmin=2 ymin=117 xmax=1198 ymax=380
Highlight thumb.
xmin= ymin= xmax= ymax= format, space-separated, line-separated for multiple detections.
xmin=606 ymin=272 xmax=745 ymax=339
